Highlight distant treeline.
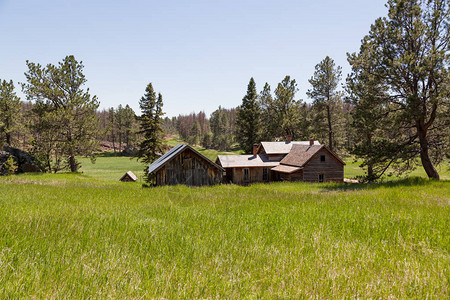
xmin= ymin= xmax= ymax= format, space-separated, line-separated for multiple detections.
xmin=0 ymin=0 xmax=448 ymax=181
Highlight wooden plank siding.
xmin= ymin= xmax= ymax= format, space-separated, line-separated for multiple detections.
xmin=230 ymin=167 xmax=272 ymax=185
xmin=302 ymin=149 xmax=344 ymax=182
xmin=154 ymin=148 xmax=222 ymax=186
xmin=279 ymin=170 xmax=304 ymax=182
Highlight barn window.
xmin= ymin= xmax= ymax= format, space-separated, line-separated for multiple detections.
xmin=318 ymin=174 xmax=324 ymax=182
xmin=263 ymin=168 xmax=268 ymax=181
xmin=244 ymin=168 xmax=249 ymax=182
xmin=320 ymin=155 xmax=326 ymax=162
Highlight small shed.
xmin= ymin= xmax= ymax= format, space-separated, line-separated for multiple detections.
xmin=148 ymin=144 xmax=224 ymax=186
xmin=120 ymin=171 xmax=138 ymax=182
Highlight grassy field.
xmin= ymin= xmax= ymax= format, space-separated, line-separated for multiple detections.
xmin=0 ymin=157 xmax=449 ymax=298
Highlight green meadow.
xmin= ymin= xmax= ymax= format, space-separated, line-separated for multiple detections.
xmin=0 ymin=154 xmax=449 ymax=298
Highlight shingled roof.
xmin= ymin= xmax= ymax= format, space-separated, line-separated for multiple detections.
xmin=280 ymin=144 xmax=345 ymax=167
xmin=259 ymin=141 xmax=320 ymax=154
xmin=216 ymin=154 xmax=279 ymax=168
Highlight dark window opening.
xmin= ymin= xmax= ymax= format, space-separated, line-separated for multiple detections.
xmin=319 ymin=174 xmax=324 ymax=182
xmin=244 ymin=168 xmax=249 ymax=182
xmin=263 ymin=168 xmax=268 ymax=181
xmin=320 ymin=155 xmax=326 ymax=162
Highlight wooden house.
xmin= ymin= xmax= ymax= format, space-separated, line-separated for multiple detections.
xmin=148 ymin=144 xmax=224 ymax=186
xmin=216 ymin=140 xmax=345 ymax=184
xmin=120 ymin=171 xmax=138 ymax=182
xmin=272 ymin=144 xmax=345 ymax=182
xmin=215 ymin=154 xmax=279 ymax=184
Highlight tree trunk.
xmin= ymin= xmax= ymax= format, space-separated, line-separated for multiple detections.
xmin=69 ymin=155 xmax=77 ymax=172
xmin=366 ymin=133 xmax=375 ymax=182
xmin=417 ymin=125 xmax=439 ymax=180
xmin=326 ymin=105 xmax=333 ymax=151
xmin=112 ymin=133 xmax=116 ymax=153
xmin=6 ymin=132 xmax=11 ymax=146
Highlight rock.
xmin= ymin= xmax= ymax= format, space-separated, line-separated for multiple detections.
xmin=0 ymin=146 xmax=42 ymax=175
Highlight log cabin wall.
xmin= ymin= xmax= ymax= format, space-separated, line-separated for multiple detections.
xmin=154 ymin=148 xmax=222 ymax=186
xmin=302 ymin=149 xmax=344 ymax=182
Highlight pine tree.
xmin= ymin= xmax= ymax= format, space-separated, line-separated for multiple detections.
xmin=347 ymin=60 xmax=392 ymax=181
xmin=307 ymin=56 xmax=343 ymax=152
xmin=136 ymin=83 xmax=165 ymax=183
xmin=188 ymin=120 xmax=201 ymax=146
xmin=0 ymin=79 xmax=22 ymax=147
xmin=108 ymin=107 xmax=117 ymax=153
xmin=258 ymin=83 xmax=275 ymax=141
xmin=22 ymin=55 xmax=100 ymax=172
xmin=236 ymin=78 xmax=261 ymax=153
xmin=273 ymin=76 xmax=300 ymax=138
xmin=348 ymin=0 xmax=450 ymax=180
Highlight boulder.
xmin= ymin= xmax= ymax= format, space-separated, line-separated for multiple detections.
xmin=0 ymin=146 xmax=42 ymax=175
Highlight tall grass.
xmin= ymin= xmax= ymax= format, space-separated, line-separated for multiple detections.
xmin=0 ymin=174 xmax=448 ymax=298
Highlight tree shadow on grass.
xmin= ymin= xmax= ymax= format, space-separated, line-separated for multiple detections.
xmin=93 ymin=151 xmax=134 ymax=158
xmin=322 ymin=177 xmax=437 ymax=192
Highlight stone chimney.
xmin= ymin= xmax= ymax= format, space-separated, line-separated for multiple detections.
xmin=253 ymin=144 xmax=259 ymax=157
xmin=309 ymin=139 xmax=314 ymax=146
xmin=286 ymin=135 xmax=292 ymax=143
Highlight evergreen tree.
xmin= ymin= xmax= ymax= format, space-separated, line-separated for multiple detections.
xmin=22 ymin=55 xmax=100 ymax=172
xmin=348 ymin=0 xmax=450 ymax=180
xmin=136 ymin=83 xmax=165 ymax=183
xmin=347 ymin=61 xmax=392 ymax=181
xmin=210 ymin=106 xmax=235 ymax=150
xmin=123 ymin=104 xmax=136 ymax=150
xmin=307 ymin=56 xmax=343 ymax=152
xmin=235 ymin=78 xmax=261 ymax=153
xmin=258 ymin=83 xmax=275 ymax=141
xmin=0 ymin=79 xmax=22 ymax=147
xmin=116 ymin=104 xmax=124 ymax=152
xmin=108 ymin=107 xmax=117 ymax=153
xmin=273 ymin=76 xmax=300 ymax=138
xmin=188 ymin=120 xmax=201 ymax=146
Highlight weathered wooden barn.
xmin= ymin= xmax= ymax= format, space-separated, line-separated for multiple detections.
xmin=216 ymin=140 xmax=345 ymax=184
xmin=148 ymin=144 xmax=224 ymax=186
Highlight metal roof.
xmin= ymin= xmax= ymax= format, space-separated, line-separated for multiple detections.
xmin=260 ymin=141 xmax=320 ymax=154
xmin=216 ymin=154 xmax=280 ymax=168
xmin=271 ymin=165 xmax=302 ymax=173
xmin=148 ymin=144 xmax=224 ymax=174
xmin=120 ymin=170 xmax=138 ymax=181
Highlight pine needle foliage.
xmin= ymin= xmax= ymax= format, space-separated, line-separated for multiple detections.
xmin=136 ymin=83 xmax=164 ymax=183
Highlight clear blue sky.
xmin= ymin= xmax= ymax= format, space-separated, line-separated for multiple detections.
xmin=0 ymin=0 xmax=387 ymax=117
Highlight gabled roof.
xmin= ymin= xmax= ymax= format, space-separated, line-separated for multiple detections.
xmin=280 ymin=144 xmax=345 ymax=167
xmin=259 ymin=141 xmax=321 ymax=155
xmin=120 ymin=171 xmax=138 ymax=181
xmin=216 ymin=154 xmax=279 ymax=168
xmin=148 ymin=144 xmax=224 ymax=174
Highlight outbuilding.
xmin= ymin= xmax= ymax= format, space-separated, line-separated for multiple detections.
xmin=148 ymin=144 xmax=224 ymax=186
xmin=120 ymin=171 xmax=138 ymax=182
